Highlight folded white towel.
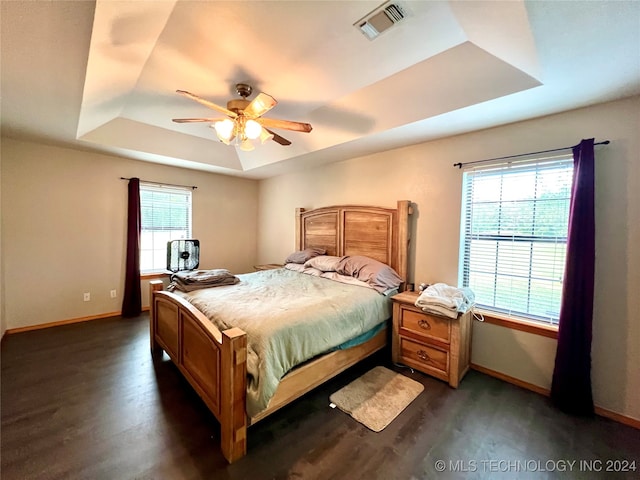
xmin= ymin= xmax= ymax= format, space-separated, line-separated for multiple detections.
xmin=419 ymin=304 xmax=460 ymax=319
xmin=415 ymin=283 xmax=475 ymax=315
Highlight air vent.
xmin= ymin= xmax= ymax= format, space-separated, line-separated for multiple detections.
xmin=355 ymin=2 xmax=409 ymax=41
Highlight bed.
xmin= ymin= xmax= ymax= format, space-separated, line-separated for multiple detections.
xmin=149 ymin=201 xmax=412 ymax=463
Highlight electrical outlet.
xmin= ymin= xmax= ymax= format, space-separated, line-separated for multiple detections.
xmin=110 ymin=289 xmax=117 ymax=298
xmin=83 ymin=292 xmax=91 ymax=302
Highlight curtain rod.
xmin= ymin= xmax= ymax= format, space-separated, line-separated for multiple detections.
xmin=120 ymin=177 xmax=197 ymax=190
xmin=453 ymin=140 xmax=610 ymax=169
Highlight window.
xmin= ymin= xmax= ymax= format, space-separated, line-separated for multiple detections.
xmin=459 ymin=156 xmax=573 ymax=325
xmin=140 ymin=183 xmax=192 ymax=273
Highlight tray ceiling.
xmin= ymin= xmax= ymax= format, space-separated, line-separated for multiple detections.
xmin=2 ymin=1 xmax=639 ymax=178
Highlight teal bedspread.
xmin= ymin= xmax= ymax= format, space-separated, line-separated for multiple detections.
xmin=178 ymin=268 xmax=391 ymax=417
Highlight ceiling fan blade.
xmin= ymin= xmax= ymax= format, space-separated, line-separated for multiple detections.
xmin=244 ymin=92 xmax=277 ymax=118
xmin=266 ymin=129 xmax=292 ymax=146
xmin=258 ymin=117 xmax=312 ymax=133
xmin=172 ymin=118 xmax=220 ymax=123
xmin=176 ymin=90 xmax=237 ymax=117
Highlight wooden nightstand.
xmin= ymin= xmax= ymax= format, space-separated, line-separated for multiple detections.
xmin=253 ymin=263 xmax=284 ymax=271
xmin=391 ymin=291 xmax=472 ymax=388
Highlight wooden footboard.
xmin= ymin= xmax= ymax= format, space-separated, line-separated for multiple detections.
xmin=149 ymin=281 xmax=388 ymax=464
xmin=149 ymin=280 xmax=247 ymax=462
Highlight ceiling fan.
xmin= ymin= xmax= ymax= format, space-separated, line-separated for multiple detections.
xmin=172 ymin=83 xmax=312 ymax=151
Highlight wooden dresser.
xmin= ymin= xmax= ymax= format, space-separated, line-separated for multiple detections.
xmin=391 ymin=291 xmax=472 ymax=388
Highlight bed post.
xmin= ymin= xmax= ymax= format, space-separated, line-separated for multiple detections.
xmin=295 ymin=207 xmax=306 ymax=250
xmin=396 ymin=200 xmax=412 ymax=290
xmin=149 ymin=280 xmax=164 ymax=355
xmin=220 ymin=327 xmax=248 ymax=463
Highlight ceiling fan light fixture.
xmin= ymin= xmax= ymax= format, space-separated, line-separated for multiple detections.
xmin=174 ymin=86 xmax=311 ymax=149
xmin=214 ymin=118 xmax=235 ymax=141
xmin=259 ymin=127 xmax=274 ymax=144
xmin=244 ymin=119 xmax=262 ymax=140
xmin=239 ymin=138 xmax=255 ymax=151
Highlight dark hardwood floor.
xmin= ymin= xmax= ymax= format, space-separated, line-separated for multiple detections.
xmin=2 ymin=314 xmax=639 ymax=480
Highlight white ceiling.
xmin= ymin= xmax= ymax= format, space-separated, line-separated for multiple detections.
xmin=2 ymin=1 xmax=639 ymax=179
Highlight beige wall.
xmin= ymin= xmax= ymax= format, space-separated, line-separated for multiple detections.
xmin=257 ymin=96 xmax=640 ymax=422
xmin=1 ymin=138 xmax=259 ymax=330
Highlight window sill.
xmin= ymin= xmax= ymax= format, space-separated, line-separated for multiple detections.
xmin=141 ymin=272 xmax=170 ymax=280
xmin=476 ymin=309 xmax=559 ymax=339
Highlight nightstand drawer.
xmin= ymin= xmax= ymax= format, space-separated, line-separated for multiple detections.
xmin=400 ymin=308 xmax=451 ymax=344
xmin=400 ymin=337 xmax=449 ymax=380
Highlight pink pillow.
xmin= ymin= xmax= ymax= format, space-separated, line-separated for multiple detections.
xmin=336 ymin=255 xmax=403 ymax=293
xmin=284 ymin=247 xmax=326 ymax=264
xmin=304 ymin=255 xmax=344 ymax=272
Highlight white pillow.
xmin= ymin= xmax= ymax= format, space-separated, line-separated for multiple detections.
xmin=284 ymin=263 xmax=306 ymax=273
xmin=284 ymin=263 xmax=323 ymax=277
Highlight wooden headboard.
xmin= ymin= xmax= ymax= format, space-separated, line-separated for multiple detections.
xmin=295 ymin=200 xmax=412 ymax=286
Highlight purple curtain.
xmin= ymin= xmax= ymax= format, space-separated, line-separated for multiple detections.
xmin=122 ymin=177 xmax=142 ymax=317
xmin=550 ymin=138 xmax=595 ymax=415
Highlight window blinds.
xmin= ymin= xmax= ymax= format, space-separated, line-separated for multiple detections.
xmin=140 ymin=184 xmax=191 ymax=232
xmin=140 ymin=183 xmax=192 ymax=272
xmin=459 ymin=156 xmax=574 ymax=324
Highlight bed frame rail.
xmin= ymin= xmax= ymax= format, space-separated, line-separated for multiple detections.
xmin=149 ymin=281 xmax=247 ymax=462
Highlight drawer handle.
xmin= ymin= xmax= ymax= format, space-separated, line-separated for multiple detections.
xmin=417 ymin=349 xmax=431 ymax=362
xmin=418 ymin=319 xmax=431 ymax=330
